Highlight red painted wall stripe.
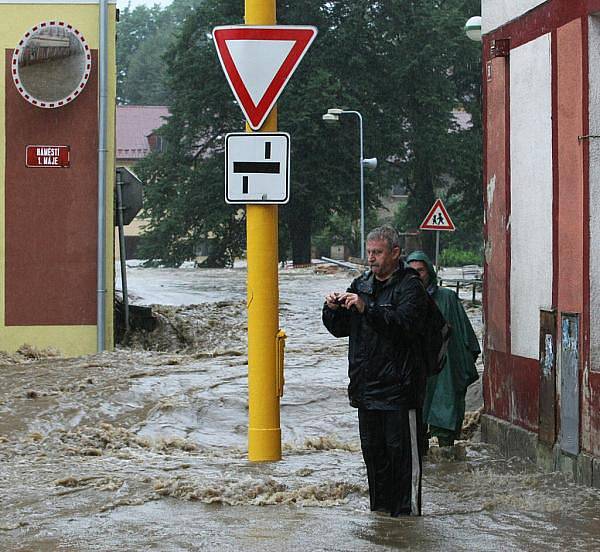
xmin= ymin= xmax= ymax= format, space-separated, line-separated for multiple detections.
xmin=551 ymin=29 xmax=559 ymax=309
xmin=485 ymin=350 xmax=540 ymax=431
xmin=485 ymin=0 xmax=589 ymax=48
xmin=481 ymin=52 xmax=510 ymax=355
xmin=4 ymin=50 xmax=98 ymax=326
xmin=557 ymin=19 xmax=585 ymax=314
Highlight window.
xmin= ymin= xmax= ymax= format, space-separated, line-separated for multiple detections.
xmin=148 ymin=133 xmax=166 ymax=153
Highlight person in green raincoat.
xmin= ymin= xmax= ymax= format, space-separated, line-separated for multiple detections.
xmin=406 ymin=251 xmax=480 ymax=447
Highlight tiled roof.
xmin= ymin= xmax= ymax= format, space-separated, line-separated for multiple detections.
xmin=116 ymin=105 xmax=169 ymax=160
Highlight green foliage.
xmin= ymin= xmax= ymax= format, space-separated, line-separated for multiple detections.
xmin=136 ymin=149 xmax=246 ymax=267
xmin=393 ymin=201 xmax=412 ymax=233
xmin=439 ymin=245 xmax=483 ymax=267
xmin=313 ymin=212 xmax=357 ymax=256
xmin=369 ymin=0 xmax=482 ymax=257
xmin=313 ymin=209 xmax=379 ymax=258
xmin=117 ymin=0 xmax=205 ymax=105
xmin=134 ymin=0 xmax=247 ymax=266
xmin=131 ymin=0 xmax=483 ymax=265
xmin=309 ymin=0 xmax=483 ymax=259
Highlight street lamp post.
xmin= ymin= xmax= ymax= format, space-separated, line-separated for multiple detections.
xmin=323 ymin=108 xmax=376 ymax=261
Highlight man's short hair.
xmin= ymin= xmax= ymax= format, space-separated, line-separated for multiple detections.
xmin=366 ymin=226 xmax=400 ymax=251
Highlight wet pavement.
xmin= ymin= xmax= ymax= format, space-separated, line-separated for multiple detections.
xmin=1 ymin=265 xmax=599 ymax=550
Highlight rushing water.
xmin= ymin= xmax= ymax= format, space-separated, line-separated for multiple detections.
xmin=1 ymin=265 xmax=599 ymax=551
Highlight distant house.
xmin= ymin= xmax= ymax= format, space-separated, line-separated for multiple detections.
xmin=116 ymin=105 xmax=169 ymax=166
xmin=116 ymin=105 xmax=169 ymax=258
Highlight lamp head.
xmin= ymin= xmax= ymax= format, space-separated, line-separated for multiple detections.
xmin=362 ymin=157 xmax=378 ymax=170
xmin=322 ymin=113 xmax=340 ymax=123
xmin=465 ymin=16 xmax=482 ymax=42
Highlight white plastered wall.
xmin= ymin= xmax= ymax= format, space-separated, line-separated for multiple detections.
xmin=510 ymin=33 xmax=553 ymax=360
xmin=482 ymin=0 xmax=548 ymax=34
xmin=589 ymin=15 xmax=600 ymax=371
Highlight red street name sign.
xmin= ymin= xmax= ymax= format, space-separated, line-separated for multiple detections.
xmin=26 ymin=145 xmax=70 ymax=168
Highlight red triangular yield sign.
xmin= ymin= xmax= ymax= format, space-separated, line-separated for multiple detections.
xmin=213 ymin=25 xmax=317 ymax=130
xmin=420 ymin=199 xmax=456 ymax=231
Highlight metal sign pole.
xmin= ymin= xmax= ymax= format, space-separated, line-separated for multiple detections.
xmin=96 ymin=0 xmax=109 ymax=351
xmin=245 ymin=0 xmax=281 ymax=463
xmin=435 ymin=230 xmax=440 ymax=270
xmin=115 ymin=174 xmax=129 ymax=332
xmin=215 ymin=5 xmax=316 ymax=463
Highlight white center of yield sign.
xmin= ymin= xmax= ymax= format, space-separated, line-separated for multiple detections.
xmin=227 ymin=40 xmax=296 ymax=105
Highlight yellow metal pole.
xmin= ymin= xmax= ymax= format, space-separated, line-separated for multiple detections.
xmin=245 ymin=0 xmax=281 ymax=461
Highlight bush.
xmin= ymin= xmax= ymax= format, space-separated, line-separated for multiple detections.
xmin=439 ymin=246 xmax=482 ymax=267
xmin=312 ymin=213 xmax=360 ymax=258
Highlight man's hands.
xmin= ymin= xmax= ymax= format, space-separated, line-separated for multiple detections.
xmin=325 ymin=292 xmax=343 ymax=309
xmin=325 ymin=292 xmax=365 ymax=313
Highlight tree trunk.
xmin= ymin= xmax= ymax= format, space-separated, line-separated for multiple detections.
xmin=288 ymin=213 xmax=312 ymax=266
xmin=412 ymin=157 xmax=436 ymax=260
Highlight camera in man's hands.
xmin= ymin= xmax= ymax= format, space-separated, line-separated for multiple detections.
xmin=333 ymin=294 xmax=346 ymax=306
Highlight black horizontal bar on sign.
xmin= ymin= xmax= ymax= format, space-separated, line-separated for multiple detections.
xmin=233 ymin=162 xmax=280 ymax=174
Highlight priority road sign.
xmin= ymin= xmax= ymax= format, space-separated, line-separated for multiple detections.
xmin=225 ymin=132 xmax=290 ymax=204
xmin=420 ymin=198 xmax=456 ymax=231
xmin=213 ymin=26 xmax=317 ymax=130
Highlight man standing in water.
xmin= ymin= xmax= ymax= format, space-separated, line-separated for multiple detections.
xmin=322 ymin=226 xmax=429 ymax=516
xmin=406 ymin=251 xmax=480 ymax=448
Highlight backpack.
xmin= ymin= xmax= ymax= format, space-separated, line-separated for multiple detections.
xmin=423 ymin=294 xmax=452 ymax=377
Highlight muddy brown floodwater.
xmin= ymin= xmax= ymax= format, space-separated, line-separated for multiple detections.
xmin=1 ymin=265 xmax=600 ymax=551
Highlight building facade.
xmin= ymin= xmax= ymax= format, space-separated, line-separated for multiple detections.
xmin=0 ymin=1 xmax=117 ymax=356
xmin=115 ymin=105 xmax=168 ymax=258
xmin=482 ymin=0 xmax=600 ymax=486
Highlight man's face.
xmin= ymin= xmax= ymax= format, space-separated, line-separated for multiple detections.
xmin=367 ymin=239 xmax=400 ymax=280
xmin=408 ymin=260 xmax=430 ymax=287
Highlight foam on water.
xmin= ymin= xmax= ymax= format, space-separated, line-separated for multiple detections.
xmin=1 ymin=266 xmax=599 ymax=551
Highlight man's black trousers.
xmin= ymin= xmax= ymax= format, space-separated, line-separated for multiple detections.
xmin=358 ymin=408 xmax=423 ymax=516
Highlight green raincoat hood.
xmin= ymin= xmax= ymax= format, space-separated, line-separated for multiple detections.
xmin=406 ymin=250 xmax=437 ymax=288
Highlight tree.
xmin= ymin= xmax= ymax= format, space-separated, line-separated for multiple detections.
xmin=287 ymin=0 xmax=483 ymax=259
xmin=373 ymin=0 xmax=482 ymax=254
xmin=136 ymin=0 xmax=483 ymax=265
xmin=357 ymin=0 xmax=481 ymax=257
xmin=117 ymin=4 xmax=166 ymax=104
xmin=443 ymin=0 xmax=483 ymax=252
xmin=117 ymin=0 xmax=205 ymax=105
xmin=135 ymin=0 xmax=245 ymax=266
xmin=122 ymin=30 xmax=172 ymax=105
xmin=136 ymin=0 xmax=386 ymax=265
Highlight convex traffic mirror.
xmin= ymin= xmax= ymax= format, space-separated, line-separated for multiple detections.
xmin=12 ymin=21 xmax=91 ymax=108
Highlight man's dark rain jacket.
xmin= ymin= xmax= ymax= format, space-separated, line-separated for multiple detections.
xmin=322 ymin=266 xmax=429 ymax=410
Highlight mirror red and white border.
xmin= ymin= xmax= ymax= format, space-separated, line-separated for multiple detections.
xmin=11 ymin=21 xmax=92 ymax=109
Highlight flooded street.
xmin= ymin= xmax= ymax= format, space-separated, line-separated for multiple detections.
xmin=1 ymin=265 xmax=600 ymax=550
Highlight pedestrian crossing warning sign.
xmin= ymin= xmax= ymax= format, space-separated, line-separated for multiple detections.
xmin=420 ymin=199 xmax=456 ymax=231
